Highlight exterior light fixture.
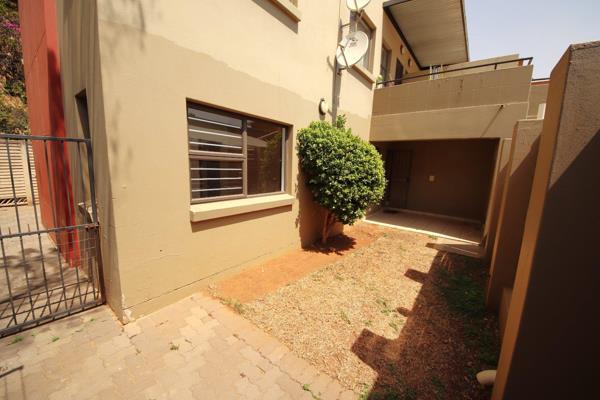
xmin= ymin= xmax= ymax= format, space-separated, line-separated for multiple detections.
xmin=319 ymin=98 xmax=329 ymax=116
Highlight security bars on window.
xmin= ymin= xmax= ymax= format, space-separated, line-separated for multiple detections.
xmin=187 ymin=103 xmax=286 ymax=203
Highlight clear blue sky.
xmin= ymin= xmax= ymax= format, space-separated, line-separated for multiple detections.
xmin=465 ymin=0 xmax=600 ymax=78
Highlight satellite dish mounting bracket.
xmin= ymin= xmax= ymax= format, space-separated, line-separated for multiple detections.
xmin=335 ymin=0 xmax=371 ymax=71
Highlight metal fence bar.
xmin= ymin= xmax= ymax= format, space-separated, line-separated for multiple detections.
xmin=0 ymin=297 xmax=103 ymax=338
xmin=77 ymin=143 xmax=99 ymax=303
xmin=42 ymin=140 xmax=70 ymax=314
xmin=378 ymin=57 xmax=535 ymax=88
xmin=24 ymin=139 xmax=53 ymax=316
xmin=0 ymin=133 xmax=90 ymax=143
xmin=1 ymin=134 xmax=103 ymax=337
xmin=0 ymin=223 xmax=98 ymax=240
xmin=73 ymin=143 xmax=88 ymax=307
xmin=60 ymin=141 xmax=84 ymax=310
xmin=85 ymin=140 xmax=98 ymax=224
xmin=0 ymin=227 xmax=18 ymax=327
xmin=4 ymin=139 xmax=37 ymax=321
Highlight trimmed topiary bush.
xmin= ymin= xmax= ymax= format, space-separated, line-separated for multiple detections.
xmin=297 ymin=116 xmax=386 ymax=244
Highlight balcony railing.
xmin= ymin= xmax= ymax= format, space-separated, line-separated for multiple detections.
xmin=377 ymin=57 xmax=534 ymax=88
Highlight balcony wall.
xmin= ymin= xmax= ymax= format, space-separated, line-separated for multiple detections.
xmin=371 ymin=65 xmax=533 ymax=141
xmin=527 ymin=81 xmax=549 ymax=119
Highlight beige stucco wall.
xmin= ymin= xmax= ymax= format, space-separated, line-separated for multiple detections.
xmin=526 ymin=82 xmax=549 ymax=119
xmin=480 ymin=138 xmax=511 ymax=254
xmin=493 ymin=42 xmax=600 ymax=399
xmin=439 ymin=54 xmax=522 ymax=77
xmin=380 ymin=12 xmax=420 ymax=81
xmin=373 ymin=65 xmax=533 ymax=115
xmin=56 ymin=0 xmax=123 ymax=315
xmin=371 ymin=65 xmax=532 ymax=141
xmin=486 ymin=119 xmax=542 ymax=312
xmin=371 ymin=104 xmax=528 ymax=142
xmin=56 ymin=0 xmax=386 ymax=320
xmin=398 ymin=54 xmax=521 ymax=84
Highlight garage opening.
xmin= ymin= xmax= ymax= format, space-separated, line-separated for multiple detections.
xmin=368 ymin=139 xmax=499 ymax=244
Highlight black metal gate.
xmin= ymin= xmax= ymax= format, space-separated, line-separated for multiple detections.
xmin=0 ymin=133 xmax=103 ymax=337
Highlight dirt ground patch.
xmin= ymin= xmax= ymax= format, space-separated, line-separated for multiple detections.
xmin=210 ymin=223 xmax=383 ymax=303
xmin=234 ymin=224 xmax=499 ymax=399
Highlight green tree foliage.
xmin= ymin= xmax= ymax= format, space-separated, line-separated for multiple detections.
xmin=0 ymin=0 xmax=28 ymax=134
xmin=0 ymin=0 xmax=24 ymax=100
xmin=297 ymin=116 xmax=386 ymax=243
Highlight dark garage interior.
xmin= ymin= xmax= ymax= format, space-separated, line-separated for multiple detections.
xmin=374 ymin=139 xmax=499 ymax=222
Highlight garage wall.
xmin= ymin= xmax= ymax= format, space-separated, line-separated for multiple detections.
xmin=379 ymin=139 xmax=498 ymax=222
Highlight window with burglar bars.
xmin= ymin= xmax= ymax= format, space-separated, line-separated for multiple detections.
xmin=187 ymin=103 xmax=286 ymax=203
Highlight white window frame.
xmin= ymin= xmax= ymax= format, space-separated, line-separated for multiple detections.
xmin=356 ymin=13 xmax=376 ymax=72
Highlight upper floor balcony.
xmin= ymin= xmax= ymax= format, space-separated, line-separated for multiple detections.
xmin=370 ymin=56 xmax=536 ymax=142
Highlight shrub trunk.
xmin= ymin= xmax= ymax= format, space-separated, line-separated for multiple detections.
xmin=321 ymin=211 xmax=337 ymax=245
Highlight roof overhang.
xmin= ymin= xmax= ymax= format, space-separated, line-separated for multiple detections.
xmin=384 ymin=0 xmax=469 ymax=68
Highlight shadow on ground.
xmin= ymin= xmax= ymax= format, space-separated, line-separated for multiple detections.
xmin=352 ymin=251 xmax=499 ymax=400
xmin=303 ymin=233 xmax=357 ymax=256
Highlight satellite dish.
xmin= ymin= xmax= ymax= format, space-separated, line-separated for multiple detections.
xmin=346 ymin=0 xmax=371 ymax=12
xmin=336 ymin=31 xmax=369 ymax=69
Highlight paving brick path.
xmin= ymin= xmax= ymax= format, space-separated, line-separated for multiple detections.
xmin=0 ymin=294 xmax=355 ymax=399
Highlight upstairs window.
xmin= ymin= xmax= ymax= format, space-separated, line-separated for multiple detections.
xmin=187 ymin=103 xmax=286 ymax=203
xmin=380 ymin=46 xmax=391 ymax=81
xmin=357 ymin=16 xmax=375 ymax=71
xmin=395 ymin=59 xmax=404 ymax=81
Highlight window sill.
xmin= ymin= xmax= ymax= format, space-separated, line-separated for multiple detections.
xmin=268 ymin=0 xmax=302 ymax=22
xmin=190 ymin=193 xmax=295 ymax=222
xmin=352 ymin=64 xmax=376 ymax=84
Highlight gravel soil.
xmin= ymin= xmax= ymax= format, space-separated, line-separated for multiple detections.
xmin=211 ymin=223 xmax=383 ymax=303
xmin=239 ymin=224 xmax=499 ymax=399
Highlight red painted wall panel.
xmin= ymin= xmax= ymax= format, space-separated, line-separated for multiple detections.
xmin=18 ymin=0 xmax=79 ymax=265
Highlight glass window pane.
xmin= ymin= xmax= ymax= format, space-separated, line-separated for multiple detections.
xmin=246 ymin=119 xmax=283 ymax=195
xmin=357 ymin=18 xmax=372 ymax=70
xmin=395 ymin=59 xmax=404 ymax=81
xmin=190 ymin=159 xmax=243 ymax=200
xmin=187 ymin=103 xmax=242 ymax=129
xmin=188 ymin=120 xmax=243 ymax=154
xmin=380 ymin=47 xmax=390 ymax=79
xmin=187 ymin=104 xmax=243 ymax=154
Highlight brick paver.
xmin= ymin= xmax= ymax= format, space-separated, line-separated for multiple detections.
xmin=0 ymin=293 xmax=353 ymax=399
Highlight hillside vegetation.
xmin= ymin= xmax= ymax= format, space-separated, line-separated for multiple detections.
xmin=0 ymin=0 xmax=28 ymax=134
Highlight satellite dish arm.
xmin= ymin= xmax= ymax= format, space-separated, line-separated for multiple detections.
xmin=340 ymin=47 xmax=350 ymax=70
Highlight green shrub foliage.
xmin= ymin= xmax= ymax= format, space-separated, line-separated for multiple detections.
xmin=297 ymin=116 xmax=386 ymax=227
